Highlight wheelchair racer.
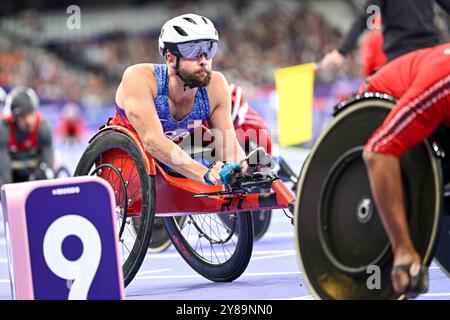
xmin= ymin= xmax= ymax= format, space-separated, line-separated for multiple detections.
xmin=361 ymin=42 xmax=450 ymax=298
xmin=0 ymin=86 xmax=55 ymax=188
xmin=111 ymin=14 xmax=268 ymax=186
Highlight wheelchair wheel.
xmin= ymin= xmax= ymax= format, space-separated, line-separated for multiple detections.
xmin=55 ymin=166 xmax=71 ymax=178
xmin=295 ymin=97 xmax=442 ymax=299
xmin=162 ymin=211 xmax=254 ymax=282
xmin=132 ymin=216 xmax=186 ymax=253
xmin=251 ymin=211 xmax=272 ymax=241
xmin=219 ymin=210 xmax=272 ymax=241
xmin=430 ymin=127 xmax=450 ymax=276
xmin=435 ymin=214 xmax=450 ymax=276
xmin=74 ymin=130 xmax=155 ymax=287
xmin=27 ymin=163 xmax=55 ymax=181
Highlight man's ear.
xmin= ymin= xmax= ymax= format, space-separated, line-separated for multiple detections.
xmin=166 ymin=52 xmax=176 ymax=68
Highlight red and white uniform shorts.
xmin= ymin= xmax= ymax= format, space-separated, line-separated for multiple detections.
xmin=361 ymin=43 xmax=450 ymax=157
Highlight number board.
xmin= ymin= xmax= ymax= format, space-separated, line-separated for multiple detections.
xmin=1 ymin=177 xmax=124 ymax=300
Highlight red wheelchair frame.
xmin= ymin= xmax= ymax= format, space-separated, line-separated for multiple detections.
xmin=76 ymin=119 xmax=297 ymax=286
xmin=96 ymin=123 xmax=296 ymax=218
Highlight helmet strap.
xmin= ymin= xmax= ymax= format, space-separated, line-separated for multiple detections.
xmin=174 ymin=56 xmax=187 ymax=91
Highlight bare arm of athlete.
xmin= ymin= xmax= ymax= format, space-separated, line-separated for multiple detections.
xmin=121 ymin=65 xmax=223 ymax=184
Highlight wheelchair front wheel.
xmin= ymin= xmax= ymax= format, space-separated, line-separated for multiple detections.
xmin=162 ymin=211 xmax=254 ymax=282
xmin=74 ymin=130 xmax=155 ymax=287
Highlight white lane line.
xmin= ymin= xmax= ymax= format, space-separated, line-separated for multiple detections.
xmin=258 ymin=232 xmax=293 ymax=239
xmin=0 ymin=253 xmax=294 ymax=264
xmin=141 ymin=249 xmax=297 ymax=260
xmin=252 ymin=250 xmax=296 ymax=255
xmin=261 ymin=292 xmax=450 ymax=300
xmin=134 ymin=271 xmax=301 ymax=281
xmin=0 ymin=269 xmax=174 ymax=284
xmin=135 ymin=274 xmax=200 ymax=280
xmin=121 ymin=231 xmax=295 ymax=244
xmin=143 ymin=252 xmax=195 ymax=260
xmin=136 ymin=268 xmax=171 ymax=276
xmin=243 ymin=271 xmax=302 ymax=276
xmin=421 ymin=292 xmax=450 ymax=297
xmin=0 ymin=250 xmax=297 ymax=264
xmin=251 ymin=252 xmax=296 ymax=261
xmin=270 ymin=295 xmax=314 ymax=300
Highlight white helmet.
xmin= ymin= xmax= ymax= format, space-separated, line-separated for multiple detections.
xmin=4 ymin=85 xmax=39 ymax=117
xmin=158 ymin=13 xmax=219 ymax=57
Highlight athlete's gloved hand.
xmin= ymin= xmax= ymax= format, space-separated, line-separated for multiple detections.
xmin=203 ymin=161 xmax=242 ymax=185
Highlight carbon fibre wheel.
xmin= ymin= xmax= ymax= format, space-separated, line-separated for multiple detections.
xmin=295 ymin=97 xmax=442 ymax=299
xmin=74 ymin=130 xmax=155 ymax=287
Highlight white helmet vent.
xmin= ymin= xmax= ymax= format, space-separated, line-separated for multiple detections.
xmin=183 ymin=17 xmax=197 ymax=24
xmin=173 ymin=26 xmax=188 ymax=36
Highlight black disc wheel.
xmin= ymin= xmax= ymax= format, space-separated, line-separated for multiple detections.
xmin=55 ymin=166 xmax=72 ymax=178
xmin=162 ymin=211 xmax=254 ymax=282
xmin=295 ymin=98 xmax=442 ymax=299
xmin=132 ymin=216 xmax=186 ymax=253
xmin=435 ymin=213 xmax=450 ymax=276
xmin=74 ymin=130 xmax=155 ymax=287
xmin=432 ymin=128 xmax=450 ymax=276
xmin=250 ymin=210 xmax=272 ymax=241
xmin=219 ymin=210 xmax=272 ymax=241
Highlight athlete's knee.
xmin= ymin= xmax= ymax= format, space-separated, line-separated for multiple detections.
xmin=362 ymin=147 xmax=377 ymax=168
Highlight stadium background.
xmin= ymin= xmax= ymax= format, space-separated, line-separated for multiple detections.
xmin=3 ymin=0 xmax=449 ymax=174
xmin=1 ymin=0 xmax=450 ymax=300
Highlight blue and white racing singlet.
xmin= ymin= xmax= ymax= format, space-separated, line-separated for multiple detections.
xmin=153 ymin=64 xmax=210 ymax=139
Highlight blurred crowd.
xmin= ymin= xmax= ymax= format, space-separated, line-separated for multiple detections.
xmin=0 ymin=32 xmax=115 ymax=107
xmin=0 ymin=1 xmax=361 ymax=107
xmin=55 ymin=3 xmax=360 ymax=86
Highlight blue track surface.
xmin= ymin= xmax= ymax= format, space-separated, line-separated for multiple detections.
xmin=0 ymin=147 xmax=448 ymax=300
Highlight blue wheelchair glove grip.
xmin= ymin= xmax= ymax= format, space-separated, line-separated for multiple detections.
xmin=203 ymin=162 xmax=242 ymax=185
xmin=220 ymin=162 xmax=242 ymax=185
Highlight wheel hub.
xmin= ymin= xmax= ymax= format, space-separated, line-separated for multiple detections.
xmin=356 ymin=197 xmax=373 ymax=224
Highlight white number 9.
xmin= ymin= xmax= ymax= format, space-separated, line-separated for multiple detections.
xmin=43 ymin=215 xmax=102 ymax=300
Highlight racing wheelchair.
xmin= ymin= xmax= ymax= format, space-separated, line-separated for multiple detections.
xmin=143 ymin=132 xmax=299 ymax=253
xmin=295 ymin=92 xmax=450 ymax=299
xmin=74 ymin=121 xmax=296 ymax=287
xmin=13 ymin=161 xmax=72 ymax=182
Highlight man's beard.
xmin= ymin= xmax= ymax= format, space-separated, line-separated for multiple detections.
xmin=176 ymin=67 xmax=211 ymax=89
